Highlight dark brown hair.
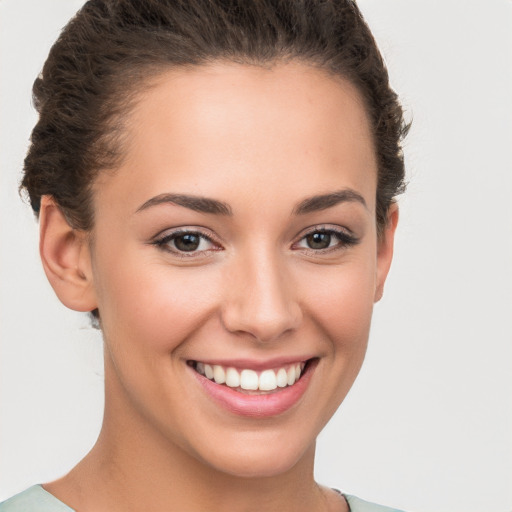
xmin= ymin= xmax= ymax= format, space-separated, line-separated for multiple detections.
xmin=22 ymin=0 xmax=408 ymax=234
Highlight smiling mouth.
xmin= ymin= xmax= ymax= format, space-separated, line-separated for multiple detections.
xmin=188 ymin=360 xmax=312 ymax=394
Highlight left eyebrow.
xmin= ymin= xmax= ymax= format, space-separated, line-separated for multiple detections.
xmin=292 ymin=189 xmax=367 ymax=215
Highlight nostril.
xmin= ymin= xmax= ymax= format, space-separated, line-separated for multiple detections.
xmin=221 ymin=306 xmax=302 ymax=342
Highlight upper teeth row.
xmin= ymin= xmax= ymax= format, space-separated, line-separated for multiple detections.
xmin=195 ymin=362 xmax=305 ymax=391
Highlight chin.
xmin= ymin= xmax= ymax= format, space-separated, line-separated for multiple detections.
xmin=195 ymin=433 xmax=315 ymax=479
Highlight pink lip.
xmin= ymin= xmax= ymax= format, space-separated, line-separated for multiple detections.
xmin=190 ymin=359 xmax=317 ymax=418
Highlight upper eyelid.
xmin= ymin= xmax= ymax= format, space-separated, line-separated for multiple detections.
xmin=295 ymin=224 xmax=355 ymax=239
xmin=292 ymin=225 xmax=360 ymax=249
xmin=150 ymin=224 xmax=357 ymax=248
xmin=152 ymin=226 xmax=221 ymax=244
xmin=150 ymin=229 xmax=224 ymax=258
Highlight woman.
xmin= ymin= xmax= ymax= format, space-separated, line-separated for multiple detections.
xmin=1 ymin=1 xmax=409 ymax=510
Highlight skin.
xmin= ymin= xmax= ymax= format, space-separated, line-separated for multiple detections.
xmin=39 ymin=62 xmax=398 ymax=512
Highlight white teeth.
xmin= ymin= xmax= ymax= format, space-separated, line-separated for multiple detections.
xmin=213 ymin=365 xmax=226 ymax=384
xmin=195 ymin=361 xmax=306 ymax=391
xmin=259 ymin=369 xmax=277 ymax=391
xmin=204 ymin=364 xmax=214 ymax=380
xmin=225 ymin=367 xmax=240 ymax=388
xmin=240 ymin=369 xmax=259 ymax=390
xmin=287 ymin=366 xmax=296 ymax=386
xmin=276 ymin=368 xmax=288 ymax=388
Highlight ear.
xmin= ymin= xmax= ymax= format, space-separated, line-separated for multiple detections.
xmin=374 ymin=203 xmax=399 ymax=303
xmin=39 ymin=196 xmax=98 ymax=312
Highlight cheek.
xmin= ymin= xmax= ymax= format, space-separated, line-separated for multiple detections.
xmin=298 ymin=257 xmax=377 ymax=352
xmin=92 ymin=248 xmax=221 ymax=354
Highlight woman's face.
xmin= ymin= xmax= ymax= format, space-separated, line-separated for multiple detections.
xmin=86 ymin=62 xmax=396 ymax=477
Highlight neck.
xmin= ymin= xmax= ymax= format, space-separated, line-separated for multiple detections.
xmin=90 ymin=428 xmax=322 ymax=512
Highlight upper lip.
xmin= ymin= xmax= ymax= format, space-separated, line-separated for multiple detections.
xmin=187 ymin=356 xmax=316 ymax=371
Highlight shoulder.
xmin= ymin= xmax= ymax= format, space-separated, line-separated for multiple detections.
xmin=0 ymin=486 xmax=74 ymax=512
xmin=343 ymin=494 xmax=407 ymax=512
xmin=2 ymin=486 xmax=407 ymax=512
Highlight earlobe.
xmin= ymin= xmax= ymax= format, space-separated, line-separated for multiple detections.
xmin=39 ymin=196 xmax=98 ymax=312
xmin=374 ymin=204 xmax=399 ymax=303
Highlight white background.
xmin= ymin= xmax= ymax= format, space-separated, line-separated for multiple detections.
xmin=1 ymin=1 xmax=511 ymax=511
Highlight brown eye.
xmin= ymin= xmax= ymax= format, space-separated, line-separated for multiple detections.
xmin=173 ymin=233 xmax=201 ymax=252
xmin=153 ymin=230 xmax=218 ymax=255
xmin=305 ymin=232 xmax=332 ymax=250
xmin=294 ymin=227 xmax=360 ymax=253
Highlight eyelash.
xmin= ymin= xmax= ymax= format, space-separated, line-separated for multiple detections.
xmin=292 ymin=227 xmax=360 ymax=254
xmin=151 ymin=226 xmax=359 ymax=258
xmin=152 ymin=229 xmax=220 ymax=258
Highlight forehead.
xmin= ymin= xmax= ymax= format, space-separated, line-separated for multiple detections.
xmin=95 ymin=61 xmax=377 ymax=215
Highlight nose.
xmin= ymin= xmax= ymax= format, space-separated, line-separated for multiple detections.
xmin=220 ymin=249 xmax=302 ymax=343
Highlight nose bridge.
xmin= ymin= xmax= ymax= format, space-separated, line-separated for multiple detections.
xmin=221 ymin=242 xmax=302 ymax=342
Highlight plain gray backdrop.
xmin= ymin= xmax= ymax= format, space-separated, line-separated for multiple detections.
xmin=1 ymin=1 xmax=511 ymax=511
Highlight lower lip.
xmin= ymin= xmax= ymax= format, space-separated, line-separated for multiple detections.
xmin=191 ymin=361 xmax=317 ymax=418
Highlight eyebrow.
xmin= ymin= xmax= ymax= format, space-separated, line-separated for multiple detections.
xmin=136 ymin=188 xmax=366 ymax=217
xmin=136 ymin=193 xmax=232 ymax=216
xmin=292 ymin=189 xmax=367 ymax=215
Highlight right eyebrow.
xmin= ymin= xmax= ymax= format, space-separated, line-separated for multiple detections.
xmin=135 ymin=193 xmax=233 ymax=216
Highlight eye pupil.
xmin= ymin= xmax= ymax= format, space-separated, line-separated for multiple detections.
xmin=306 ymin=232 xmax=331 ymax=249
xmin=174 ymin=234 xmax=200 ymax=251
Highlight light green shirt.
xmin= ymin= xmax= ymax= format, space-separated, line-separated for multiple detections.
xmin=0 ymin=485 xmax=406 ymax=512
